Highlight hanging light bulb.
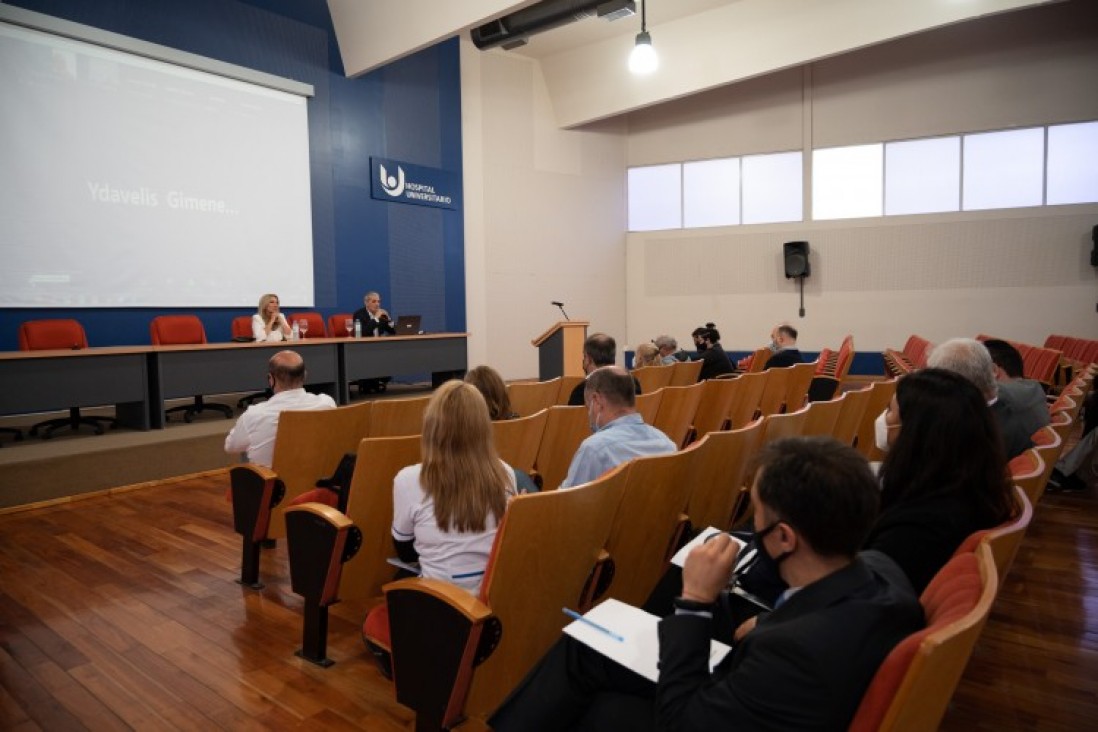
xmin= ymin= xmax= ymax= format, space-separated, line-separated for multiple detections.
xmin=628 ymin=0 xmax=658 ymax=74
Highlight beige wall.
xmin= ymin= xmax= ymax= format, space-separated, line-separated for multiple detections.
xmin=624 ymin=1 xmax=1098 ymax=358
xmin=461 ymin=39 xmax=629 ymax=380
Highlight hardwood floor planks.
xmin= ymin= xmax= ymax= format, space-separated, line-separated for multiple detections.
xmin=1 ymin=466 xmax=1095 ymax=730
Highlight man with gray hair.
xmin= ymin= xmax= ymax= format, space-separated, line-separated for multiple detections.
xmin=654 ymin=335 xmax=687 ymax=365
xmin=927 ymin=337 xmax=1033 ymax=458
xmin=561 ymin=366 xmax=675 ymax=488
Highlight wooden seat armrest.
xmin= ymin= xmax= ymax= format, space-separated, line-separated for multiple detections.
xmin=286 ymin=502 xmax=354 ymax=530
xmin=383 ymin=577 xmax=494 ymax=625
xmin=577 ymin=549 xmax=614 ymax=612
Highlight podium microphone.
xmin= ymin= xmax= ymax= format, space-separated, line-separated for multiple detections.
xmin=551 ymin=301 xmax=570 ymax=321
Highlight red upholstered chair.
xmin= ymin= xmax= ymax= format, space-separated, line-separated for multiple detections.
xmin=231 ymin=315 xmax=254 ymax=341
xmin=230 ymin=315 xmax=271 ymax=409
xmin=849 ymin=542 xmax=998 ymax=732
xmin=18 ymin=319 xmax=117 ymax=439
xmin=327 ymin=313 xmax=354 ymax=338
xmin=286 ymin=311 xmax=326 ymax=339
xmin=150 ymin=315 xmax=234 ymax=422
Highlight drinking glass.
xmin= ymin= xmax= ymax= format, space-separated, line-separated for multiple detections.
xmin=298 ymin=319 xmax=309 ymax=338
xmin=344 ymin=318 xmax=353 ymax=337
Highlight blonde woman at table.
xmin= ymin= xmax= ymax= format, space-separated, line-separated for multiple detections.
xmin=252 ymin=293 xmax=292 ymax=342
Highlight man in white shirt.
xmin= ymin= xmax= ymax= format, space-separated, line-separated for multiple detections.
xmin=224 ymin=350 xmax=336 ymax=467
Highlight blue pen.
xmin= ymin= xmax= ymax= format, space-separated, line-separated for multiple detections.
xmin=562 ymin=607 xmax=625 ymax=643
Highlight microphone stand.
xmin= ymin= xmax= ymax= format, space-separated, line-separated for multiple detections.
xmin=556 ymin=303 xmax=570 ymax=321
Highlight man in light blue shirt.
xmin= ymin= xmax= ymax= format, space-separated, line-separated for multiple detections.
xmin=561 ymin=366 xmax=676 ymax=488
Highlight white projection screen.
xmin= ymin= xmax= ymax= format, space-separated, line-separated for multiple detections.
xmin=0 ymin=16 xmax=314 ymax=307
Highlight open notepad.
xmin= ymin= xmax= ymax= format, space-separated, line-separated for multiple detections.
xmin=670 ymin=526 xmax=746 ymax=568
xmin=563 ymin=598 xmax=732 ymax=683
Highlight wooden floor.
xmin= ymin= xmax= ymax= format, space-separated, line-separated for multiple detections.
xmin=1 ymin=469 xmax=1096 ymax=730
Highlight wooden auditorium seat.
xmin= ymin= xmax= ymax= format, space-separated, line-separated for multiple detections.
xmin=800 ymin=395 xmax=844 ymax=437
xmin=728 ymin=371 xmax=767 ymax=429
xmin=953 ymin=485 xmax=1032 ymax=581
xmin=683 ymin=420 xmax=764 ymax=533
xmin=556 ymin=375 xmax=586 ymax=405
xmin=367 ymin=394 xmax=430 ymax=438
xmin=883 ymin=335 xmax=933 ymax=377
xmin=228 ymin=464 xmax=285 ymax=589
xmin=285 ymin=502 xmax=362 ymax=666
xmin=507 ymin=377 xmax=561 ymax=417
xmin=633 ymin=388 xmax=664 ymax=424
xmin=531 ymin=405 xmax=590 ymax=491
xmin=378 ymin=465 xmax=628 ymax=730
xmin=631 ymin=364 xmax=674 ymax=394
xmin=756 ymin=365 xmax=792 ymax=417
xmin=492 ymin=408 xmax=549 ymax=476
xmin=601 ymin=449 xmax=694 ymax=607
xmin=830 ymin=387 xmax=871 ymax=448
xmin=266 ymin=401 xmax=373 ymax=538
xmin=849 ymin=543 xmax=998 ymax=732
xmin=782 ymin=361 xmax=816 ymax=414
xmin=854 ymin=379 xmax=898 ymax=459
xmin=758 ymin=405 xmax=810 ymax=446
xmin=669 ymin=358 xmax=703 ymax=385
xmin=652 ymin=382 xmax=705 ymax=448
xmin=688 ymin=376 xmax=741 ymax=440
xmin=338 ymin=434 xmax=422 ymax=601
xmin=742 ymin=346 xmax=771 ymax=373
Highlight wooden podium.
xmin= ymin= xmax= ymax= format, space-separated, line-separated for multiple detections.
xmin=532 ymin=321 xmax=589 ymax=381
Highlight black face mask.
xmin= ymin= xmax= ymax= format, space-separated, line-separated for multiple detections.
xmin=731 ymin=520 xmax=790 ymax=583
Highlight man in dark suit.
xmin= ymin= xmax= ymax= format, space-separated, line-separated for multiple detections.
xmin=352 ymin=291 xmax=396 ymax=393
xmin=764 ymin=323 xmax=803 ymax=369
xmin=490 ymin=437 xmax=924 ymax=731
xmin=567 ymin=333 xmax=641 ymax=406
xmin=928 ymin=337 xmax=1034 ymax=458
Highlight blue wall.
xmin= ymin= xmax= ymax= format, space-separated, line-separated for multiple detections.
xmin=0 ymin=0 xmax=465 ymax=350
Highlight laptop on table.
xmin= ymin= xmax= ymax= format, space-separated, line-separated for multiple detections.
xmin=393 ymin=315 xmax=422 ymax=335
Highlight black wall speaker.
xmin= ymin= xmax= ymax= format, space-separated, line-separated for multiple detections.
xmin=783 ymin=241 xmax=810 ymax=279
xmin=1091 ymin=225 xmax=1097 ymax=268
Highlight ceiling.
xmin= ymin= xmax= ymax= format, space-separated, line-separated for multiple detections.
xmin=325 ymin=0 xmax=1060 ymax=128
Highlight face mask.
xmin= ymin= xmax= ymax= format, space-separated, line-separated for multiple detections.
xmin=769 ymin=340 xmax=780 ymax=352
xmin=588 ymin=404 xmax=601 ymax=433
xmin=874 ymin=409 xmax=892 ymax=453
xmin=732 ymin=520 xmax=790 ymax=584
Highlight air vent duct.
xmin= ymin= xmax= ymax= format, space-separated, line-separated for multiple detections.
xmin=472 ymin=0 xmax=635 ymax=51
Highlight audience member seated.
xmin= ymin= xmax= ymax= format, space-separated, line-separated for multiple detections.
xmin=1049 ymin=389 xmax=1098 ymax=493
xmin=695 ymin=324 xmax=735 ymax=380
xmin=362 ymin=381 xmax=519 ymax=671
xmin=928 ymin=337 xmax=1033 ymax=458
xmin=252 ymin=293 xmax=292 ymax=342
xmin=465 ymin=365 xmax=518 ymax=420
xmin=654 ymin=335 xmax=688 ymax=365
xmin=765 ymin=323 xmax=803 ymax=369
xmin=352 ymin=290 xmax=396 ymax=393
xmin=224 ymin=350 xmax=336 ymax=467
xmin=561 ymin=367 xmax=675 ymax=488
xmin=567 ymin=333 xmax=642 ymax=406
xmin=632 ymin=342 xmax=662 ymax=369
xmin=984 ymin=338 xmax=1050 ymax=438
xmin=865 ymin=368 xmax=1016 ymax=594
xmin=490 ymin=436 xmax=924 ymax=732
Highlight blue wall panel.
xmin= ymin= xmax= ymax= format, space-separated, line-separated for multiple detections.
xmin=0 ymin=0 xmax=465 ymax=350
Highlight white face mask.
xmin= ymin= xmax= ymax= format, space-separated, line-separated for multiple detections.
xmin=874 ymin=409 xmax=892 ymax=453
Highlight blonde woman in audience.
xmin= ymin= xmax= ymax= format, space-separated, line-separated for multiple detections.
xmin=252 ymin=293 xmax=291 ymax=342
xmin=465 ymin=365 xmax=518 ymax=420
xmin=363 ymin=381 xmax=519 ymax=675
xmin=632 ymin=342 xmax=662 ymax=369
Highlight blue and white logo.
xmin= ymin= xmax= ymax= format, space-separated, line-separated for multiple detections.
xmin=379 ymin=163 xmax=405 ymax=197
xmin=370 ymin=157 xmax=459 ymax=210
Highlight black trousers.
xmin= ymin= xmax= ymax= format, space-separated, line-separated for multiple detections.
xmin=489 ymin=634 xmax=657 ymax=732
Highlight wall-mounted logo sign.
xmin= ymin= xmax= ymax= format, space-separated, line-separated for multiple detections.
xmin=370 ymin=157 xmax=459 ymax=210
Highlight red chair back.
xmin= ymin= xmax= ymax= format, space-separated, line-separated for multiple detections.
xmin=18 ymin=319 xmax=89 ymax=351
xmin=287 ymin=311 xmax=326 ymax=338
xmin=328 ymin=313 xmax=354 ymax=338
xmin=231 ymin=316 xmax=253 ymax=340
xmin=150 ymin=315 xmax=207 ymax=345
